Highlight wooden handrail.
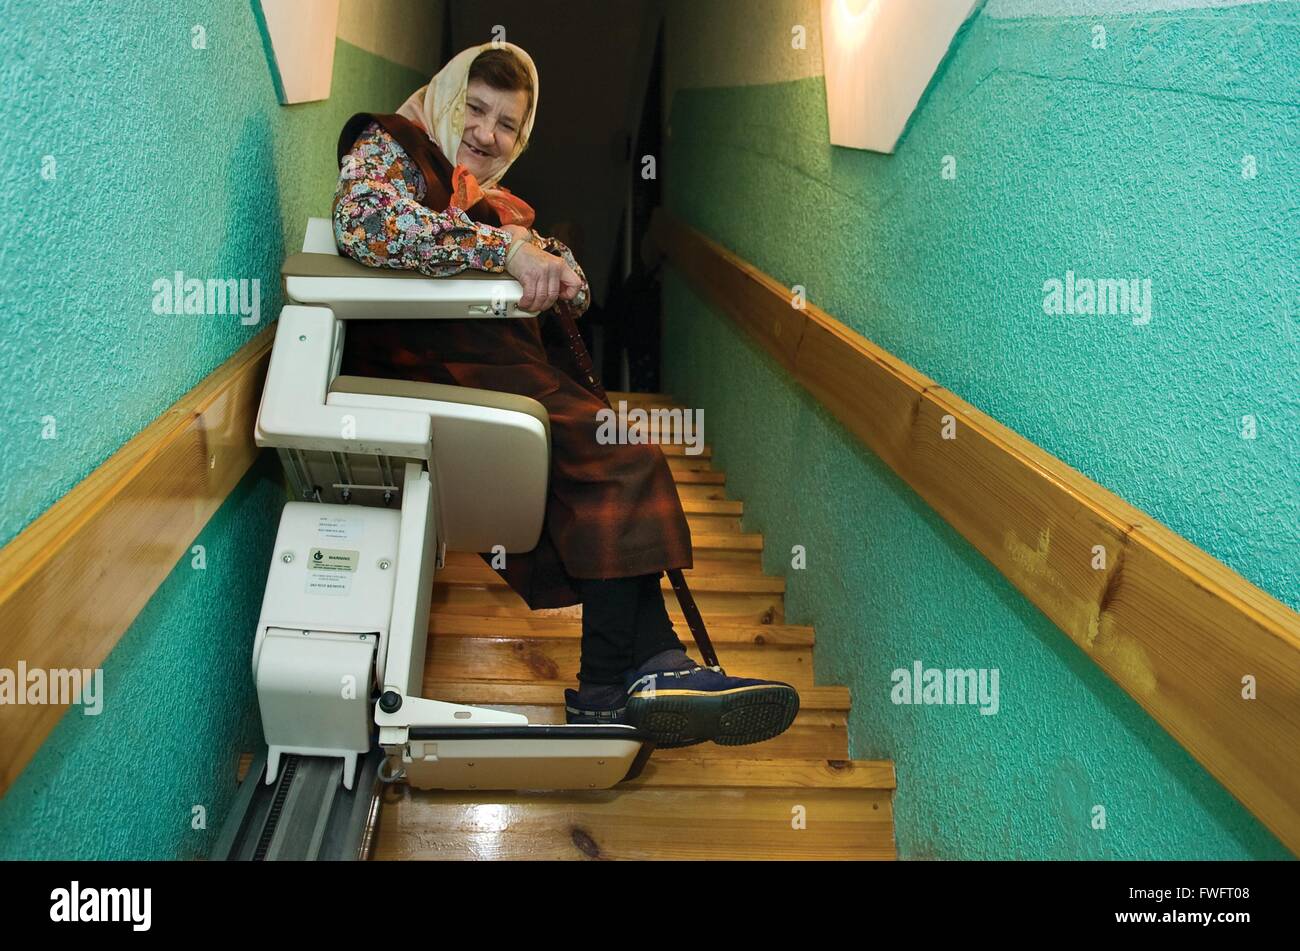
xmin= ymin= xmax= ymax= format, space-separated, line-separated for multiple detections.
xmin=651 ymin=207 xmax=1300 ymax=855
xmin=0 ymin=326 xmax=276 ymax=796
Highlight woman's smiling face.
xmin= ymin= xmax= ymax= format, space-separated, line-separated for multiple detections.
xmin=457 ymin=78 xmax=530 ymax=181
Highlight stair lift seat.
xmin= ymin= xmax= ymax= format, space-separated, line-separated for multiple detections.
xmin=250 ymin=218 xmax=652 ymax=792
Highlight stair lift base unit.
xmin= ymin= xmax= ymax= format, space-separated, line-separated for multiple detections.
xmin=252 ymin=500 xmax=397 ymax=791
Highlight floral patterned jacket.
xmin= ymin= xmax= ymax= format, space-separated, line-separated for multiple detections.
xmin=332 ymin=120 xmax=590 ymax=320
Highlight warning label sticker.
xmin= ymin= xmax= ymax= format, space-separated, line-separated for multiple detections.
xmin=308 ymin=547 xmax=359 ymax=572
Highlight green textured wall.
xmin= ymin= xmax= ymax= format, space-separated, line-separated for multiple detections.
xmin=663 ymin=0 xmax=1297 ymax=858
xmin=0 ymin=1 xmax=434 ymax=858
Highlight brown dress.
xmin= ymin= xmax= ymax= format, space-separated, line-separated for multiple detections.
xmin=331 ymin=113 xmax=693 ymax=609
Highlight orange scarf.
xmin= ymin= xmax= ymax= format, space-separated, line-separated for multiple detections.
xmin=450 ymin=165 xmax=535 ymax=229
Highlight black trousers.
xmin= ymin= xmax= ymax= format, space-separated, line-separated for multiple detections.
xmin=572 ymin=571 xmax=687 ymax=685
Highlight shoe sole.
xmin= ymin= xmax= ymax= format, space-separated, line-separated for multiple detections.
xmin=625 ymin=684 xmax=800 ymax=748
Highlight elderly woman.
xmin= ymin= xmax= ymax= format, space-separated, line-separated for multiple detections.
xmin=331 ymin=41 xmax=797 ymax=747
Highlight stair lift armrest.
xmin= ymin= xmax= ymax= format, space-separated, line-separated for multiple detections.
xmin=255 ymin=305 xmax=433 ymax=459
xmin=282 ymin=253 xmax=541 ymax=321
xmin=287 ymin=216 xmax=542 ymax=321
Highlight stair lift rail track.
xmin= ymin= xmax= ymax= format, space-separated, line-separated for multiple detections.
xmin=210 ymin=747 xmax=385 ymax=861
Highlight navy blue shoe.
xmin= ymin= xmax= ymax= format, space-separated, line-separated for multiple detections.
xmin=622 ymin=665 xmax=800 ymax=748
xmin=563 ymin=687 xmax=629 ymax=726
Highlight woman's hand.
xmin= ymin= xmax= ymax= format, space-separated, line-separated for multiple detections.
xmin=503 ymin=227 xmax=582 ymax=313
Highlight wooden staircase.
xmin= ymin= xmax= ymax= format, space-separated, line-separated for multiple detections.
xmin=371 ymin=390 xmax=897 ymax=859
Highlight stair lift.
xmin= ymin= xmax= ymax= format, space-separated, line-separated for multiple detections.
xmin=250 ymin=217 xmax=655 ymax=795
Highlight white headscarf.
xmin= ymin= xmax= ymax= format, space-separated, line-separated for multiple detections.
xmin=395 ymin=41 xmax=539 ymax=190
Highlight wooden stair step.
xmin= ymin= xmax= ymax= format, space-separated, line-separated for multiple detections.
xmin=683 ymin=498 xmax=744 ymax=534
xmin=674 ymin=483 xmax=731 ymax=501
xmin=427 ymin=613 xmax=815 ymax=646
xmin=432 ymin=564 xmax=782 ymax=593
xmin=686 ymin=537 xmax=759 ymax=569
xmin=424 ymin=615 xmax=814 ymax=683
xmin=688 ymin=514 xmax=742 ymax=534
xmin=685 ymin=557 xmax=763 ymax=575
xmin=430 ymin=570 xmax=784 ymax=623
xmin=682 ymin=558 xmax=771 ymax=578
xmin=373 ymin=782 xmax=895 ymax=860
xmin=681 ymin=497 xmax=742 ymax=515
xmin=692 ymin=531 xmax=763 ymax=555
xmin=429 ymin=586 xmax=783 ymax=624
xmin=424 ymin=641 xmax=813 ymax=690
xmin=659 ymin=443 xmax=711 ymax=460
xmin=684 ymin=535 xmax=763 ymax=569
xmin=441 ymin=531 xmax=762 ymax=562
xmin=665 ymin=456 xmax=721 ymax=474
xmin=236 ymin=751 xmax=893 ymax=792
xmin=670 ymin=468 xmax=726 ymax=485
xmin=441 ymin=549 xmax=762 ymax=578
xmin=441 ymin=554 xmax=768 ymax=581
xmin=623 ymin=756 xmax=894 ymax=790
